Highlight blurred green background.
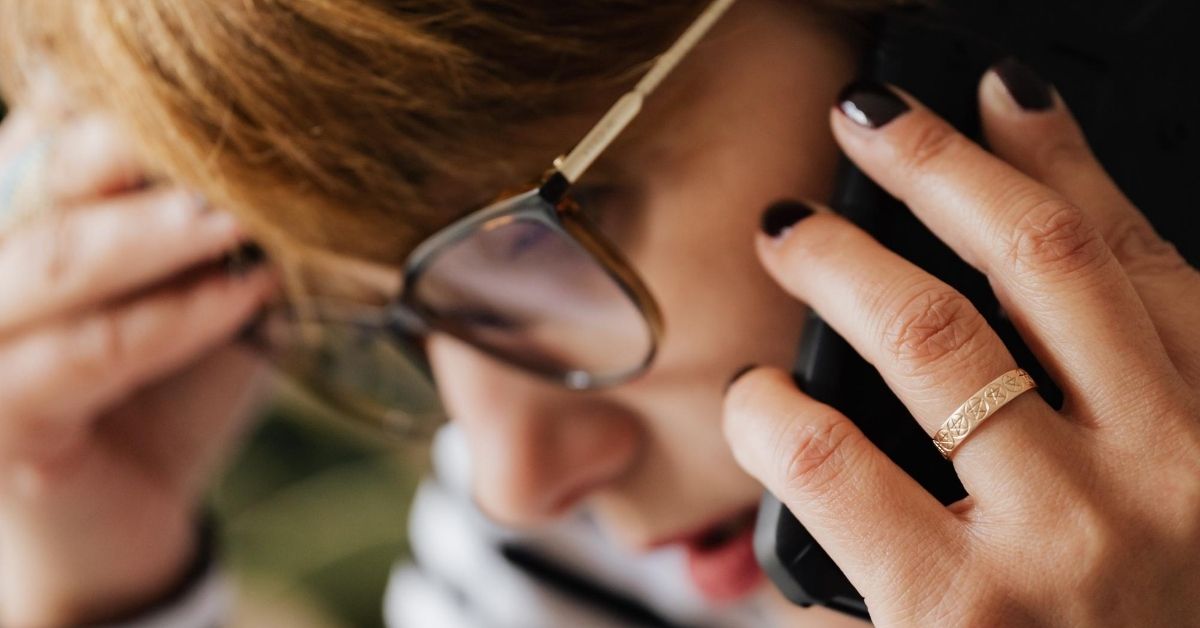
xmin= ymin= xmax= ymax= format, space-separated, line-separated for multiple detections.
xmin=211 ymin=399 xmax=428 ymax=628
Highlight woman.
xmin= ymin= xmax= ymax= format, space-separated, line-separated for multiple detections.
xmin=0 ymin=0 xmax=1196 ymax=626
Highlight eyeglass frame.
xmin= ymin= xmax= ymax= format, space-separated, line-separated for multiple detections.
xmin=399 ymin=185 xmax=664 ymax=389
xmin=265 ymin=0 xmax=740 ymax=405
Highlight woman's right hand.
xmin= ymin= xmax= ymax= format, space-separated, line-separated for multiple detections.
xmin=0 ymin=99 xmax=277 ymax=626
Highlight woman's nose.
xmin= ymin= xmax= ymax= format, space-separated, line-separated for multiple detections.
xmin=427 ymin=335 xmax=640 ymax=528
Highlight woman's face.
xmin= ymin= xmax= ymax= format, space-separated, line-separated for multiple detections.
xmin=425 ymin=0 xmax=858 ymax=606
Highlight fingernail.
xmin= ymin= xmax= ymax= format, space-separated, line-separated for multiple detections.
xmin=837 ymin=81 xmax=910 ymax=129
xmin=725 ymin=364 xmax=758 ymax=394
xmin=991 ymin=57 xmax=1054 ymax=111
xmin=761 ymin=200 xmax=815 ymax=238
xmin=224 ymin=242 xmax=268 ymax=277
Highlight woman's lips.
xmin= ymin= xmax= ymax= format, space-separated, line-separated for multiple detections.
xmin=649 ymin=507 xmax=764 ymax=604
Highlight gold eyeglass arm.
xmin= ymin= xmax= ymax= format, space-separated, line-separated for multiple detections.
xmin=552 ymin=0 xmax=739 ymax=184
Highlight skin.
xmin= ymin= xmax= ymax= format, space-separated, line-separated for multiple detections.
xmin=1 ymin=0 xmax=1197 ymax=626
xmin=0 ymin=78 xmax=277 ymax=625
xmin=426 ymin=4 xmax=862 ymax=622
xmin=727 ymin=70 xmax=1200 ymax=625
xmin=429 ymin=1 xmax=850 ymax=540
xmin=0 ymin=2 xmax=849 ymax=623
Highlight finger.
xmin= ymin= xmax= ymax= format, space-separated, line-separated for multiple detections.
xmin=724 ymin=367 xmax=957 ymax=601
xmin=43 ymin=113 xmax=147 ymax=205
xmin=0 ymin=108 xmax=44 ymax=168
xmin=0 ymin=108 xmax=51 ymax=222
xmin=978 ymin=61 xmax=1200 ymax=382
xmin=1 ymin=113 xmax=143 ymax=220
xmin=0 ymin=268 xmax=277 ymax=460
xmin=757 ymin=204 xmax=1061 ymax=486
xmin=0 ymin=188 xmax=244 ymax=332
xmin=103 ymin=344 xmax=271 ymax=497
xmin=831 ymin=82 xmax=1178 ymax=417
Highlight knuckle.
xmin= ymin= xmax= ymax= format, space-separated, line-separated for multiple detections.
xmin=956 ymin=594 xmax=1040 ymax=628
xmin=159 ymin=188 xmax=206 ymax=226
xmin=1156 ymin=422 xmax=1200 ymax=538
xmin=1063 ymin=503 xmax=1134 ymax=600
xmin=38 ymin=231 xmax=75 ymax=286
xmin=1166 ymin=465 xmax=1200 ymax=549
xmin=13 ymin=214 xmax=89 ymax=290
xmin=1106 ymin=218 xmax=1191 ymax=277
xmin=73 ymin=311 xmax=128 ymax=375
xmin=1181 ymin=468 xmax=1200 ymax=541
xmin=880 ymin=283 xmax=987 ymax=377
xmin=1004 ymin=198 xmax=1110 ymax=279
xmin=775 ymin=415 xmax=859 ymax=495
xmin=896 ymin=118 xmax=965 ymax=173
xmin=0 ymin=221 xmax=75 ymax=289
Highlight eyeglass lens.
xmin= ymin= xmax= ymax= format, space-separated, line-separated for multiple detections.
xmin=408 ymin=193 xmax=654 ymax=386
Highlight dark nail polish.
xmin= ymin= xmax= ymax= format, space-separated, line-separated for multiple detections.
xmin=837 ymin=81 xmax=910 ymax=129
xmin=224 ymin=242 xmax=268 ymax=277
xmin=992 ymin=57 xmax=1054 ymax=111
xmin=761 ymin=200 xmax=815 ymax=238
xmin=725 ymin=364 xmax=758 ymax=394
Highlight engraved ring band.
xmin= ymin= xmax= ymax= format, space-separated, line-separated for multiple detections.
xmin=932 ymin=368 xmax=1038 ymax=459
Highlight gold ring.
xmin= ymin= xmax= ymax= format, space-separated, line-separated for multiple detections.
xmin=932 ymin=368 xmax=1037 ymax=459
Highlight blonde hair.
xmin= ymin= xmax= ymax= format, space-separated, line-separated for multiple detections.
xmin=0 ymin=0 xmax=897 ymax=292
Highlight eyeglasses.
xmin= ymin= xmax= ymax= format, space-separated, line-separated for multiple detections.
xmin=255 ymin=0 xmax=740 ymax=436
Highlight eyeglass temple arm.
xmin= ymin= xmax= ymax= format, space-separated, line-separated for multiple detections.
xmin=549 ymin=0 xmax=739 ymax=188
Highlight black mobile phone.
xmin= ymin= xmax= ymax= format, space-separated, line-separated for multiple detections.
xmin=754 ymin=0 xmax=1199 ymax=620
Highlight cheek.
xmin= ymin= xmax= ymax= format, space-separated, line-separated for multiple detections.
xmin=627 ymin=166 xmax=821 ymax=379
xmin=617 ymin=108 xmax=843 ymax=380
xmin=652 ymin=228 xmax=805 ymax=374
xmin=586 ymin=122 xmax=837 ymax=522
xmin=584 ymin=176 xmax=817 ymax=530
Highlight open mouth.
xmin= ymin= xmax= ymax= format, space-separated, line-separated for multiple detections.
xmin=668 ymin=507 xmax=764 ymax=605
xmin=692 ymin=508 xmax=757 ymax=551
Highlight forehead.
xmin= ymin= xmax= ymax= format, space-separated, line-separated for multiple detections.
xmin=591 ymin=0 xmax=850 ymax=179
xmin=308 ymin=1 xmax=853 ymax=292
xmin=428 ymin=1 xmax=847 ymax=208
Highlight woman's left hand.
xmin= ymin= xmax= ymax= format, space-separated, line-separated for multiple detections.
xmin=724 ymin=62 xmax=1200 ymax=626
